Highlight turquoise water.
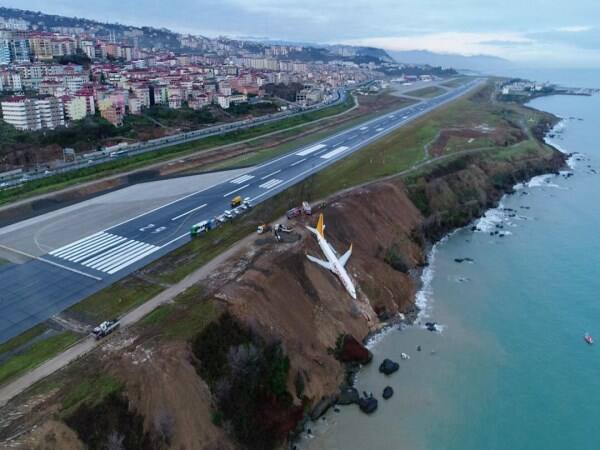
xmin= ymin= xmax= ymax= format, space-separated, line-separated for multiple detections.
xmin=305 ymin=90 xmax=600 ymax=450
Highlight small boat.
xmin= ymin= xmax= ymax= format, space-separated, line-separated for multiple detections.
xmin=584 ymin=333 xmax=594 ymax=345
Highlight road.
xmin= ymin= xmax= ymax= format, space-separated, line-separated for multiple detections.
xmin=0 ymin=79 xmax=483 ymax=407
xmin=0 ymin=79 xmax=482 ymax=343
xmin=0 ymin=87 xmax=346 ymax=189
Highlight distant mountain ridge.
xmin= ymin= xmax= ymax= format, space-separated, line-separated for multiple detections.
xmin=389 ymin=50 xmax=513 ymax=74
xmin=0 ymin=6 xmax=395 ymax=64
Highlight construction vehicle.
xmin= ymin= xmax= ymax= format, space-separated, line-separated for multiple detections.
xmin=302 ymin=201 xmax=312 ymax=215
xmin=287 ymin=207 xmax=302 ymax=219
xmin=190 ymin=219 xmax=217 ymax=237
xmin=92 ymin=319 xmax=120 ymax=340
xmin=230 ymin=195 xmax=242 ymax=207
xmin=257 ymin=224 xmax=272 ymax=234
xmin=274 ymin=223 xmax=293 ymax=233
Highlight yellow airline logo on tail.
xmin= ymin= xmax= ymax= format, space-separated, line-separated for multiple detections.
xmin=316 ymin=213 xmax=325 ymax=238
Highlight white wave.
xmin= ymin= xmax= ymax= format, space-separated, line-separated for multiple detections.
xmin=414 ymin=240 xmax=443 ymax=322
xmin=474 ymin=203 xmax=506 ymax=232
xmin=365 ymin=322 xmax=397 ymax=350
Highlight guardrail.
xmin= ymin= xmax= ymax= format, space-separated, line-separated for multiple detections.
xmin=1 ymin=84 xmax=363 ymax=190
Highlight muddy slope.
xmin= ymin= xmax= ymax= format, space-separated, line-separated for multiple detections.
xmin=6 ymin=145 xmax=565 ymax=450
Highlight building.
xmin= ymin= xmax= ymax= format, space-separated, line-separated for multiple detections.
xmin=1 ymin=96 xmax=64 ymax=131
xmin=0 ymin=69 xmax=22 ymax=92
xmin=128 ymin=94 xmax=143 ymax=114
xmin=99 ymin=101 xmax=125 ymax=126
xmin=217 ymin=95 xmax=230 ymax=109
xmin=63 ymin=95 xmax=90 ymax=121
xmin=0 ymin=40 xmax=9 ymax=65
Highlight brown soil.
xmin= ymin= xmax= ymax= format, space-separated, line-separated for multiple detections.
xmin=0 ymin=134 xmax=566 ymax=449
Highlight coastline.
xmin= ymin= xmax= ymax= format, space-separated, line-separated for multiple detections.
xmin=296 ymin=102 xmax=569 ymax=449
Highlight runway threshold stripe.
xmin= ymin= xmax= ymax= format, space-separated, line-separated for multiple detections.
xmin=320 ymin=146 xmax=349 ymax=160
xmin=69 ymin=236 xmax=127 ymax=262
xmin=296 ymin=144 xmax=326 ymax=156
xmin=106 ymin=246 xmax=160 ymax=275
xmin=49 ymin=232 xmax=103 ymax=256
xmin=259 ymin=179 xmax=283 ymax=189
xmin=95 ymin=244 xmax=156 ymax=272
xmin=230 ymin=174 xmax=254 ymax=184
xmin=51 ymin=233 xmax=109 ymax=257
xmin=57 ymin=234 xmax=122 ymax=260
xmin=82 ymin=240 xmax=146 ymax=267
xmin=93 ymin=243 xmax=157 ymax=272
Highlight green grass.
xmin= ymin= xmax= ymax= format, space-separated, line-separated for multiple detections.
xmin=60 ymin=373 xmax=122 ymax=416
xmin=141 ymin=286 xmax=222 ymax=340
xmin=0 ymin=95 xmax=357 ymax=207
xmin=406 ymin=86 xmax=447 ymax=98
xmin=0 ymin=331 xmax=79 ymax=386
xmin=0 ymin=323 xmax=48 ymax=356
xmin=66 ymin=276 xmax=164 ymax=323
xmin=151 ymin=221 xmax=257 ymax=285
xmin=441 ymin=77 xmax=471 ymax=88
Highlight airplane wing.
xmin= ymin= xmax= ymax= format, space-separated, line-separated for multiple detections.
xmin=306 ymin=254 xmax=332 ymax=270
xmin=339 ymin=244 xmax=352 ymax=267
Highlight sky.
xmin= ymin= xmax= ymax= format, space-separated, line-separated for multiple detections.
xmin=3 ymin=0 xmax=600 ymax=67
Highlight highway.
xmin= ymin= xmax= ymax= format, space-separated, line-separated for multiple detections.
xmin=0 ymin=79 xmax=482 ymax=343
xmin=0 ymin=87 xmax=345 ymax=189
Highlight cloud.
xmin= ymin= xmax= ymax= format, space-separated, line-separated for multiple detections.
xmin=556 ymin=25 xmax=593 ymax=33
xmin=342 ymin=32 xmax=534 ymax=56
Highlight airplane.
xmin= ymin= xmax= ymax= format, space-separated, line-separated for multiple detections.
xmin=306 ymin=213 xmax=357 ymax=299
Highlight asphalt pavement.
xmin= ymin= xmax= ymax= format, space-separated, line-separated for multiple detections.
xmin=0 ymin=79 xmax=482 ymax=343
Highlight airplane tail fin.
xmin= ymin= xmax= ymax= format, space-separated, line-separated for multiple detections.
xmin=316 ymin=213 xmax=325 ymax=238
xmin=339 ymin=243 xmax=352 ymax=267
xmin=306 ymin=213 xmax=326 ymax=238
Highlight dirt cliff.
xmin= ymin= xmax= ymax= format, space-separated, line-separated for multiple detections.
xmin=4 ymin=143 xmax=565 ymax=450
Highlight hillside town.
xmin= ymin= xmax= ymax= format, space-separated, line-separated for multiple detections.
xmin=0 ymin=11 xmax=396 ymax=132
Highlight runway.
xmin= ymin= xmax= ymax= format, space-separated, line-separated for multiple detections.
xmin=0 ymin=79 xmax=482 ymax=343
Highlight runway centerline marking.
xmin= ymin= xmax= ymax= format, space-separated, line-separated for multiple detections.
xmin=290 ymin=158 xmax=307 ymax=167
xmin=171 ymin=203 xmax=207 ymax=221
xmin=223 ymin=184 xmax=250 ymax=197
xmin=260 ymin=169 xmax=281 ymax=180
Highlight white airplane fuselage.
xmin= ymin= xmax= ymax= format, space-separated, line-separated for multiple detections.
xmin=306 ymin=214 xmax=356 ymax=299
xmin=314 ymin=233 xmax=356 ymax=299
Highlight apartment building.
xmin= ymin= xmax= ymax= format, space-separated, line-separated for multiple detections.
xmin=1 ymin=96 xmax=64 ymax=130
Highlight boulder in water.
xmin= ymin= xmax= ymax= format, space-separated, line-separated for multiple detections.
xmin=382 ymin=386 xmax=394 ymax=399
xmin=337 ymin=386 xmax=360 ymax=405
xmin=358 ymin=396 xmax=378 ymax=414
xmin=379 ymin=358 xmax=399 ymax=375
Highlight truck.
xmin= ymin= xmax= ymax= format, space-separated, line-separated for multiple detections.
xmin=257 ymin=224 xmax=272 ymax=234
xmin=92 ymin=319 xmax=120 ymax=340
xmin=230 ymin=195 xmax=242 ymax=207
xmin=302 ymin=201 xmax=312 ymax=215
xmin=286 ymin=207 xmax=302 ymax=219
xmin=190 ymin=219 xmax=217 ymax=236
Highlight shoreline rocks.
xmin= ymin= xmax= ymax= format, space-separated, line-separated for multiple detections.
xmin=378 ymin=358 xmax=399 ymax=375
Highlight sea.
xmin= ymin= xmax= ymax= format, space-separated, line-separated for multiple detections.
xmin=302 ymin=69 xmax=600 ymax=450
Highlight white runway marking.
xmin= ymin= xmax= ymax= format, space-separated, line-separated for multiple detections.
xmin=229 ymin=174 xmax=255 ymax=184
xmin=320 ymin=146 xmax=349 ymax=160
xmin=223 ymin=184 xmax=250 ymax=197
xmin=376 ymin=127 xmax=384 ymax=132
xmin=49 ymin=232 xmax=160 ymax=274
xmin=171 ymin=203 xmax=207 ymax=221
xmin=296 ymin=143 xmax=326 ymax=156
xmin=290 ymin=158 xmax=307 ymax=167
xmin=260 ymin=169 xmax=281 ymax=180
xmin=259 ymin=178 xmax=283 ymax=189
xmin=360 ymin=126 xmax=368 ymax=131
